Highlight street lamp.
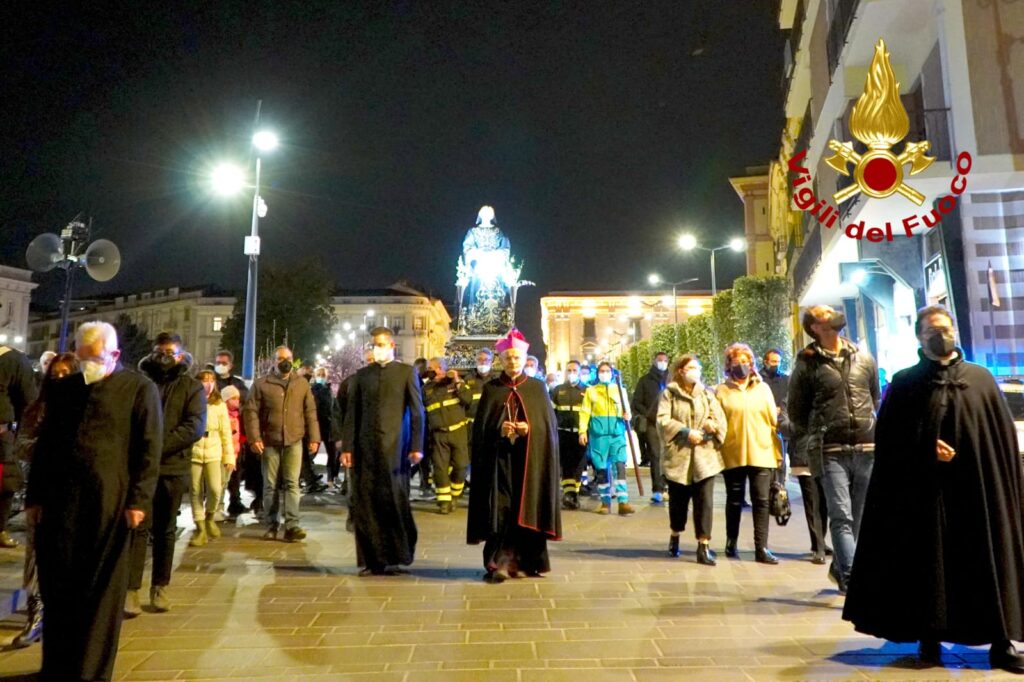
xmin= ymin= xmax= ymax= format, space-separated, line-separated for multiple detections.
xmin=677 ymin=233 xmax=746 ymax=296
xmin=647 ymin=273 xmax=699 ymax=324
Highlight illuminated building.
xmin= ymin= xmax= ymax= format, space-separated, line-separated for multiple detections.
xmin=0 ymin=266 xmax=37 ymax=353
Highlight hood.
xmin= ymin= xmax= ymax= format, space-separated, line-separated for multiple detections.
xmin=666 ymin=380 xmax=705 ymax=401
xmin=139 ymin=351 xmax=194 ymax=381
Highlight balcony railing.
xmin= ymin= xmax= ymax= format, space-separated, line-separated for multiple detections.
xmin=908 ymin=107 xmax=952 ymax=162
xmin=826 ymin=0 xmax=861 ymax=78
xmin=792 ymin=222 xmax=823 ymax=298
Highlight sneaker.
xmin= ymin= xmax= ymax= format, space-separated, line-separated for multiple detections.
xmin=617 ymin=502 xmax=636 ymax=516
xmin=596 ymin=503 xmax=611 ymax=515
xmin=124 ymin=589 xmax=142 ymax=619
xmin=188 ymin=523 xmax=207 ymax=547
xmin=150 ymin=585 xmax=170 ymax=612
xmin=650 ymin=492 xmax=664 ymax=505
xmin=284 ymin=526 xmax=307 ymax=543
xmin=205 ymin=518 xmax=221 ymax=540
xmin=212 ymin=510 xmax=226 ymax=523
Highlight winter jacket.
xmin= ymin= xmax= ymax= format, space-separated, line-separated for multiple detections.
xmin=631 ymin=366 xmax=668 ymax=433
xmin=550 ymin=381 xmax=586 ymax=432
xmin=463 ymin=369 xmax=493 ymax=422
xmin=657 ymin=381 xmax=727 ymax=484
xmin=244 ymin=371 xmax=320 ymax=447
xmin=422 ymin=377 xmax=472 ymax=434
xmin=715 ymin=376 xmax=780 ymax=470
xmin=140 ymin=354 xmax=207 ymax=476
xmin=762 ymin=369 xmax=794 ymax=439
xmin=226 ymin=403 xmax=242 ymax=456
xmin=580 ymin=381 xmax=631 ymax=438
xmin=191 ymin=400 xmax=235 ymax=466
xmin=0 ymin=347 xmax=37 ymax=480
xmin=787 ymin=339 xmax=880 ymax=450
xmin=311 ymin=381 xmax=335 ymax=439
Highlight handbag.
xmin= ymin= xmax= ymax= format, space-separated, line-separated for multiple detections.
xmin=769 ymin=469 xmax=792 ymax=526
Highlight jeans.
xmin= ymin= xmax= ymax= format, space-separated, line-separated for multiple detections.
xmin=190 ymin=461 xmax=222 ymax=522
xmin=129 ymin=474 xmax=187 ymax=590
xmin=667 ymin=477 xmax=714 ymax=539
xmin=262 ymin=442 xmax=302 ymax=530
xmin=820 ymin=450 xmax=875 ymax=584
xmin=723 ymin=466 xmax=773 ymax=550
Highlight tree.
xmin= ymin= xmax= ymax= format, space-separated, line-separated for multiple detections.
xmin=683 ymin=313 xmax=721 ymax=385
xmin=650 ymin=323 xmax=677 ymax=360
xmin=219 ymin=257 xmax=336 ymax=369
xmin=712 ymin=289 xmax=737 ymax=349
xmin=732 ymin=275 xmax=792 ymax=369
xmin=321 ymin=345 xmax=364 ymax=392
xmin=113 ymin=313 xmax=152 ymax=369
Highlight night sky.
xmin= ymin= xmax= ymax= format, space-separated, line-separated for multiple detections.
xmin=1 ymin=2 xmax=784 ymax=352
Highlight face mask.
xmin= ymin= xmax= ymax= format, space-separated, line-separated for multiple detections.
xmin=524 ymin=366 xmax=537 ymax=378
xmin=477 ymin=364 xmax=491 ymax=375
xmin=372 ymin=346 xmax=394 ymax=364
xmin=598 ymin=371 xmax=613 ymax=384
xmin=215 ymin=363 xmax=230 ymax=377
xmin=581 ymin=373 xmax=591 ymax=383
xmin=153 ymin=352 xmax=176 ymax=370
xmin=684 ymin=368 xmax=701 ymax=385
xmin=314 ymin=377 xmax=326 ymax=385
xmin=82 ymin=358 xmax=110 ymax=385
xmin=567 ymin=372 xmax=580 ymax=385
xmin=925 ymin=331 xmax=955 ymax=358
xmin=829 ymin=313 xmax=847 ymax=332
xmin=730 ymin=363 xmax=751 ymax=380
xmin=277 ymin=359 xmax=292 ymax=374
xmin=655 ymin=361 xmax=668 ymax=372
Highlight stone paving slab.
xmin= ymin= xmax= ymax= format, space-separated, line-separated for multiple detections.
xmin=0 ymin=479 xmax=1019 ymax=680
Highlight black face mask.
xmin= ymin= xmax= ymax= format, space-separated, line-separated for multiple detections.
xmin=764 ymin=366 xmax=778 ymax=377
xmin=277 ymin=359 xmax=293 ymax=374
xmin=152 ymin=353 xmax=176 ymax=370
xmin=730 ymin=363 xmax=751 ymax=380
xmin=925 ymin=331 xmax=955 ymax=357
xmin=829 ymin=313 xmax=847 ymax=332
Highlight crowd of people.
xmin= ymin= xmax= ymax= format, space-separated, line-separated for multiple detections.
xmin=0 ymin=301 xmax=1022 ymax=679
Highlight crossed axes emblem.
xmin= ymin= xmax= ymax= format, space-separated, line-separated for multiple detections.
xmin=826 ymin=139 xmax=934 ymax=206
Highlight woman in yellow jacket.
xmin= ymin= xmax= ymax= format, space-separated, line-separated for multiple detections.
xmin=715 ymin=343 xmax=781 ymax=564
xmin=190 ymin=370 xmax=236 ymax=547
xmin=579 ymin=363 xmax=635 ymax=516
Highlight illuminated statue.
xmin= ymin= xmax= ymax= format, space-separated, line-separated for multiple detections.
xmin=455 ymin=206 xmax=531 ymax=336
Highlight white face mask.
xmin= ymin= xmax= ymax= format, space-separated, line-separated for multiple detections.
xmin=684 ymin=368 xmax=702 ymax=385
xmin=215 ymin=363 xmax=230 ymax=377
xmin=82 ymin=358 xmax=112 ymax=385
xmin=372 ymin=346 xmax=395 ymax=364
xmin=655 ymin=361 xmax=668 ymax=372
xmin=524 ymin=366 xmax=537 ymax=378
xmin=567 ymin=372 xmax=580 ymax=385
xmin=598 ymin=371 xmax=613 ymax=384
xmin=477 ymin=363 xmax=492 ymax=375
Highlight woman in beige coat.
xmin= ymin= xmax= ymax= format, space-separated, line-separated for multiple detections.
xmin=657 ymin=354 xmax=727 ymax=566
xmin=716 ymin=343 xmax=781 ymax=565
xmin=190 ymin=370 xmax=236 ymax=547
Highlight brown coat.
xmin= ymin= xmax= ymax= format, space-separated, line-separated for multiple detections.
xmin=657 ymin=381 xmax=727 ymax=484
xmin=243 ymin=372 xmax=320 ymax=447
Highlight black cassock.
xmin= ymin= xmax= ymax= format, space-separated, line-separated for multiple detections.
xmin=342 ymin=361 xmax=424 ymax=570
xmin=468 ymin=373 xmax=562 ymax=573
xmin=844 ymin=351 xmax=1024 ymax=645
xmin=26 ymin=367 xmax=161 ymax=681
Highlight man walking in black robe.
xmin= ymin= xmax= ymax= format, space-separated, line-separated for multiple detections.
xmin=26 ymin=321 xmax=162 ymax=681
xmin=844 ymin=305 xmax=1024 ymax=673
xmin=468 ymin=329 xmax=562 ymax=583
xmin=340 ymin=328 xmax=424 ymax=575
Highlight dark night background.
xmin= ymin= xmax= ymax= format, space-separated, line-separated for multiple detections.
xmin=0 ymin=2 xmax=784 ymax=351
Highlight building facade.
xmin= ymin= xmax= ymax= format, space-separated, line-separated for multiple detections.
xmin=0 ymin=266 xmax=38 ymax=353
xmin=774 ymin=0 xmax=1024 ymax=376
xmin=541 ymin=291 xmax=714 ymax=371
xmin=730 ymin=169 xmax=777 ymax=277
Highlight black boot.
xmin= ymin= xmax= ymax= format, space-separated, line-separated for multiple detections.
xmin=12 ymin=596 xmax=43 ymax=648
xmin=989 ymin=640 xmax=1024 ymax=673
xmin=918 ymin=640 xmax=942 ymax=665
xmin=755 ymin=548 xmax=779 ymax=565
xmin=725 ymin=537 xmax=739 ymax=559
xmin=696 ymin=542 xmax=716 ymax=566
xmin=668 ymin=535 xmax=681 ymax=558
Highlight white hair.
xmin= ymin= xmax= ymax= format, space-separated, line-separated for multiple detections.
xmin=76 ymin=321 xmax=119 ymax=354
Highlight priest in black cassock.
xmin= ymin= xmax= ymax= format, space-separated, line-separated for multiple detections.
xmin=844 ymin=305 xmax=1024 ymax=673
xmin=468 ymin=329 xmax=562 ymax=583
xmin=26 ymin=321 xmax=162 ymax=682
xmin=340 ymin=327 xmax=425 ymax=576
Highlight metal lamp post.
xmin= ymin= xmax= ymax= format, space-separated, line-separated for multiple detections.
xmin=677 ymin=235 xmax=746 ymax=297
xmin=647 ymin=274 xmax=699 ymax=324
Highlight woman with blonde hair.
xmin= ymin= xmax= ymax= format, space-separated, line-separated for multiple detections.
xmin=189 ymin=369 xmax=235 ymax=546
xmin=715 ymin=343 xmax=781 ymax=564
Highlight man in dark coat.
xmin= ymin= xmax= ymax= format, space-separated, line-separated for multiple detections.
xmin=26 ymin=321 xmax=161 ymax=682
xmin=632 ymin=351 xmax=669 ymax=502
xmin=468 ymin=329 xmax=562 ymax=583
xmin=844 ymin=306 xmax=1024 ymax=672
xmin=0 ymin=340 xmax=37 ymax=547
xmin=127 ymin=331 xmax=206 ymax=616
xmin=341 ymin=328 xmax=424 ymax=575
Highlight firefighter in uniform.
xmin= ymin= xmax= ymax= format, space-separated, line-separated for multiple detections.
xmin=550 ymin=360 xmax=587 ymax=510
xmin=462 ymin=349 xmax=495 ymax=452
xmin=423 ymin=357 xmax=473 ymax=514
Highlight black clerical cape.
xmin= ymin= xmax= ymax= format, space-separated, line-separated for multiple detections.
xmin=844 ymin=351 xmax=1024 ymax=644
xmin=342 ymin=361 xmax=424 ymax=569
xmin=26 ymin=366 xmax=162 ymax=681
xmin=468 ymin=374 xmax=561 ymax=571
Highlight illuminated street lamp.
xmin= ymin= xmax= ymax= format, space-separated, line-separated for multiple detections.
xmin=647 ymin=273 xmax=699 ymax=324
xmin=678 ymin=233 xmax=746 ymax=297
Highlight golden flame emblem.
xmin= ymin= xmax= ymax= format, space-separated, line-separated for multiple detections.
xmin=826 ymin=40 xmax=934 ymax=205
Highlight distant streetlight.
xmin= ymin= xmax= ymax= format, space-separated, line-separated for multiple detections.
xmin=646 ymin=273 xmax=699 ymax=324
xmin=678 ymin=234 xmax=746 ymax=297
xmin=252 ymin=130 xmax=279 ymax=152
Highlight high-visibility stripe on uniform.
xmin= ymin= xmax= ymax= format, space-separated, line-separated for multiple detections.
xmin=426 ymin=397 xmax=462 ymax=412
xmin=555 ymin=405 xmax=582 ymax=412
xmin=441 ymin=420 xmax=468 ymax=432
xmin=471 ymin=393 xmax=482 ymax=401
xmin=436 ymin=485 xmax=452 ymax=502
xmin=450 ymin=481 xmax=465 ymax=497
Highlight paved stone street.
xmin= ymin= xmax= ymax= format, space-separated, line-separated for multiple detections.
xmin=0 ymin=471 xmax=1016 ymax=681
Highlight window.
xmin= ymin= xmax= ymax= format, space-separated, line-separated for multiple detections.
xmin=391 ymin=315 xmax=405 ymax=332
xmin=213 ymin=316 xmax=223 ymax=332
xmin=414 ymin=316 xmax=425 ymax=331
xmin=629 ymin=318 xmax=643 ymax=340
xmin=582 ymin=318 xmax=596 ymax=340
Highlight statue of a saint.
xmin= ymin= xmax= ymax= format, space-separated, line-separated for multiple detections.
xmin=456 ymin=206 xmax=520 ymax=336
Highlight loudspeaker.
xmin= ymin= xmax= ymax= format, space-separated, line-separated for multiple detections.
xmin=83 ymin=239 xmax=121 ymax=282
xmin=25 ymin=233 xmax=63 ymax=273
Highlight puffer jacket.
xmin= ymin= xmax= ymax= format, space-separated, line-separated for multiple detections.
xmin=788 ymin=338 xmax=880 ymax=448
xmin=657 ymin=381 xmax=726 ymax=484
xmin=191 ymin=400 xmax=235 ymax=466
xmin=139 ymin=353 xmax=207 ymax=476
